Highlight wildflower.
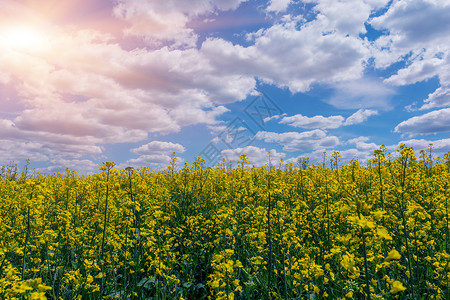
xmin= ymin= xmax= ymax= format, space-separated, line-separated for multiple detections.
xmin=390 ymin=281 xmax=406 ymax=294
xmin=386 ymin=249 xmax=401 ymax=261
xmin=376 ymin=227 xmax=392 ymax=240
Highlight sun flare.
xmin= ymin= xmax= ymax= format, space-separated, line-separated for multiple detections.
xmin=1 ymin=26 xmax=47 ymax=51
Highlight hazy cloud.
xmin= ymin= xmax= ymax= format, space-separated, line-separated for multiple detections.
xmin=280 ymin=114 xmax=344 ymax=129
xmin=221 ymin=146 xmax=285 ymax=167
xmin=256 ymin=130 xmax=340 ymax=152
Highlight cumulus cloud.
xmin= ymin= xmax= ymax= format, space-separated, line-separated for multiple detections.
xmin=0 ymin=140 xmax=49 ymax=163
xmin=371 ymin=0 xmax=450 ymax=66
xmin=394 ymin=108 xmax=450 ymax=135
xmin=396 ymin=138 xmax=450 ymax=155
xmin=384 ymin=56 xmax=445 ymax=86
xmin=288 ymin=147 xmax=374 ymax=165
xmin=280 ymin=114 xmax=344 ymax=129
xmin=347 ymin=136 xmax=378 ymax=151
xmin=370 ymin=0 xmax=450 ymax=109
xmin=305 ymin=0 xmax=390 ymax=36
xmin=256 ymin=130 xmax=340 ymax=152
xmin=266 ymin=0 xmax=292 ymax=13
xmin=118 ymin=154 xmax=177 ymax=170
xmin=113 ymin=0 xmax=249 ymax=47
xmin=344 ymin=109 xmax=378 ymax=125
xmin=119 ymin=141 xmax=186 ymax=170
xmin=203 ymin=18 xmax=370 ymax=93
xmin=421 ymin=86 xmax=450 ymax=110
xmin=221 ymin=146 xmax=285 ymax=167
xmin=279 ymin=109 xmax=377 ymax=130
xmin=131 ymin=141 xmax=186 ymax=156
xmin=0 ymin=0 xmax=385 ymax=170
xmin=0 ymin=17 xmax=254 ymax=165
xmin=3 ymin=0 xmax=449 ymax=172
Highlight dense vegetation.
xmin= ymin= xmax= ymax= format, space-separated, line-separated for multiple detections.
xmin=1 ymin=145 xmax=450 ymax=299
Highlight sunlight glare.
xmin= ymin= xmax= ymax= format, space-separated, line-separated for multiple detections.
xmin=1 ymin=26 xmax=47 ymax=51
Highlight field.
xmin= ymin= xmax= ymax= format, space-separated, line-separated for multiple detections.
xmin=1 ymin=145 xmax=450 ymax=299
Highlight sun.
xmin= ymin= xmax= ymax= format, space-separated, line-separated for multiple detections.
xmin=1 ymin=26 xmax=47 ymax=51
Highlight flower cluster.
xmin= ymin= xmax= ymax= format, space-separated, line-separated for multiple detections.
xmin=0 ymin=146 xmax=449 ymax=299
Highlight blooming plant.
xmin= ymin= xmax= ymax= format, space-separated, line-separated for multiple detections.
xmin=0 ymin=146 xmax=449 ymax=299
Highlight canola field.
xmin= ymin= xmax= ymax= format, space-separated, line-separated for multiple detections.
xmin=1 ymin=145 xmax=450 ymax=299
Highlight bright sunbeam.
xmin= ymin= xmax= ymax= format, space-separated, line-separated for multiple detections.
xmin=1 ymin=26 xmax=46 ymax=51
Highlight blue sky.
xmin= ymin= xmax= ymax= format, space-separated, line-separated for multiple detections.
xmin=0 ymin=0 xmax=449 ymax=173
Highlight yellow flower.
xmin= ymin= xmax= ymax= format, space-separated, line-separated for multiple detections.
xmin=372 ymin=210 xmax=386 ymax=221
xmin=234 ymin=260 xmax=243 ymax=268
xmin=29 ymin=291 xmax=47 ymax=300
xmin=341 ymin=254 xmax=354 ymax=271
xmin=313 ymin=285 xmax=320 ymax=294
xmin=376 ymin=227 xmax=392 ymax=240
xmin=386 ymin=249 xmax=401 ymax=261
xmin=390 ymin=281 xmax=406 ymax=294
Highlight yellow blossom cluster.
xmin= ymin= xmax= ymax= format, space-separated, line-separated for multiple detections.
xmin=0 ymin=147 xmax=449 ymax=299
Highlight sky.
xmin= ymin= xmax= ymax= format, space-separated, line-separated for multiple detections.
xmin=0 ymin=0 xmax=450 ymax=174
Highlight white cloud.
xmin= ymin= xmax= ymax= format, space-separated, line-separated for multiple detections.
xmin=0 ymin=0 xmax=384 ymax=170
xmin=256 ymin=130 xmax=340 ymax=152
xmin=38 ymin=158 xmax=99 ymax=175
xmin=131 ymin=141 xmax=186 ymax=156
xmin=118 ymin=154 xmax=176 ymax=170
xmin=421 ymin=86 xmax=450 ymax=109
xmin=280 ymin=114 xmax=344 ymax=129
xmin=266 ymin=0 xmax=292 ymax=13
xmin=282 ymin=136 xmax=450 ymax=167
xmin=0 ymin=139 xmax=49 ymax=163
xmin=334 ymin=148 xmax=375 ymax=162
xmin=202 ymin=14 xmax=371 ymax=93
xmin=0 ymin=118 xmax=103 ymax=159
xmin=289 ymin=147 xmax=375 ymax=165
xmin=396 ymin=138 xmax=450 ymax=155
xmin=279 ymin=109 xmax=377 ymax=130
xmin=264 ymin=113 xmax=285 ymax=123
xmin=344 ymin=109 xmax=378 ymax=125
xmin=370 ymin=0 xmax=450 ymax=110
xmin=113 ymin=0 xmax=249 ymax=48
xmin=305 ymin=0 xmax=390 ymax=36
xmin=119 ymin=141 xmax=185 ymax=169
xmin=394 ymin=108 xmax=450 ymax=135
xmin=371 ymin=0 xmax=450 ymax=61
xmin=221 ymin=146 xmax=285 ymax=167
xmin=384 ymin=56 xmax=445 ymax=86
xmin=0 ymin=20 xmax=255 ymax=165
xmin=3 ymin=0 xmax=449 ymax=172
xmin=347 ymin=136 xmax=378 ymax=151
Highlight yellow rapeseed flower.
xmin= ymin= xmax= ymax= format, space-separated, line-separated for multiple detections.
xmin=386 ymin=249 xmax=401 ymax=261
xmin=390 ymin=281 xmax=406 ymax=294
